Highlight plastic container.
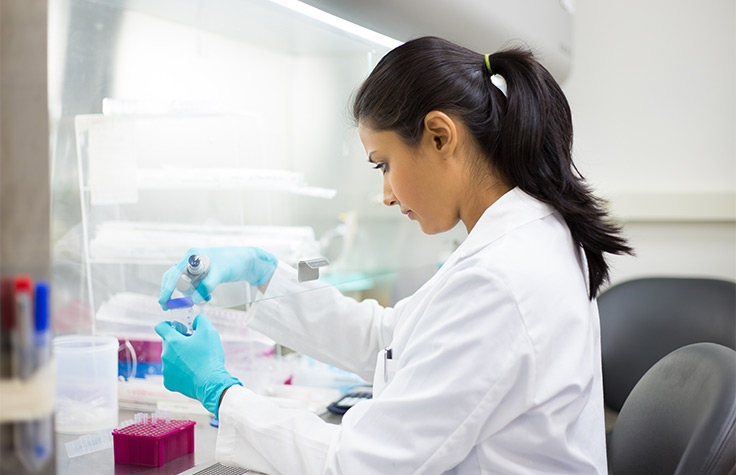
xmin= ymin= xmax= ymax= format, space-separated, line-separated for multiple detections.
xmin=167 ymin=296 xmax=194 ymax=334
xmin=118 ymin=338 xmax=163 ymax=379
xmin=112 ymin=417 xmax=195 ymax=466
xmin=53 ymin=335 xmax=119 ymax=433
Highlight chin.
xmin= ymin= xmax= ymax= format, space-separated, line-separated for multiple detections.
xmin=418 ymin=221 xmax=454 ymax=236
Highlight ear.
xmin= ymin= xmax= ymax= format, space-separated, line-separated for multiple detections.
xmin=422 ymin=111 xmax=458 ymax=158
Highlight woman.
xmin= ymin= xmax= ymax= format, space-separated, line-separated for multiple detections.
xmin=156 ymin=36 xmax=632 ymax=474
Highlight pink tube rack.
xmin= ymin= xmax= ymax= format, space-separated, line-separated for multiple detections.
xmin=112 ymin=418 xmax=196 ymax=467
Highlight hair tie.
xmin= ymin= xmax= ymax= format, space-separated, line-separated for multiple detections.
xmin=484 ymin=54 xmax=493 ymax=75
xmin=484 ymin=54 xmax=508 ymax=98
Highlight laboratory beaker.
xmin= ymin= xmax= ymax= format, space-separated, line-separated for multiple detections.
xmin=53 ymin=335 xmax=119 ymax=434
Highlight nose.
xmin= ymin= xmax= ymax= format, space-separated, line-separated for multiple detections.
xmin=382 ymin=178 xmax=397 ymax=207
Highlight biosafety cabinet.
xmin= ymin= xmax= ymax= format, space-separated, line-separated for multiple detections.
xmin=50 ymin=0 xmax=465 ymax=388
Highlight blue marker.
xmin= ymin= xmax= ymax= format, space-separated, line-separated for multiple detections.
xmin=34 ymin=282 xmax=51 ymax=367
xmin=32 ymin=282 xmax=53 ymax=469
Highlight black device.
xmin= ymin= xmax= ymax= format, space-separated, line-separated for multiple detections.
xmin=327 ymin=387 xmax=373 ymax=415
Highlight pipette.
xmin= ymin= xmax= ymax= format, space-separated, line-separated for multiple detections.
xmin=176 ymin=254 xmax=210 ymax=297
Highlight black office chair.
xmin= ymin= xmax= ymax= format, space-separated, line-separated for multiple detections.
xmin=609 ymin=342 xmax=736 ymax=475
xmin=598 ymin=277 xmax=736 ymax=412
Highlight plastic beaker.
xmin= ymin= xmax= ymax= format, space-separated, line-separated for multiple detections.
xmin=53 ymin=335 xmax=119 ymax=434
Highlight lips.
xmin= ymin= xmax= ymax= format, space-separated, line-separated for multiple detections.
xmin=402 ymin=209 xmax=413 ymax=219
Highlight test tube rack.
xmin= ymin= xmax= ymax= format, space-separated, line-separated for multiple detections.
xmin=112 ymin=414 xmax=195 ymax=467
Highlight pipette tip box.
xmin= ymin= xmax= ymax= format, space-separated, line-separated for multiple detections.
xmin=112 ymin=418 xmax=196 ymax=467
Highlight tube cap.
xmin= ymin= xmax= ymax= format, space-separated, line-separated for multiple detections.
xmin=166 ymin=297 xmax=194 ymax=310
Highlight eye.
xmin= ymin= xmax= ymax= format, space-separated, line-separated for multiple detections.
xmin=372 ymin=162 xmax=388 ymax=174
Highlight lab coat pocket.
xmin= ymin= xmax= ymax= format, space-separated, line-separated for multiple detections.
xmin=373 ymin=347 xmax=397 ymax=398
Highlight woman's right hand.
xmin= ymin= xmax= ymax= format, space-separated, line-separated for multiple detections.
xmin=158 ymin=247 xmax=277 ymax=310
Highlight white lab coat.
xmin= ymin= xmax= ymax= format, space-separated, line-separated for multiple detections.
xmin=216 ymin=187 xmax=608 ymax=474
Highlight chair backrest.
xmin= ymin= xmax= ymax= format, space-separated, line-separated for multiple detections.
xmin=609 ymin=342 xmax=736 ymax=475
xmin=598 ymin=277 xmax=736 ymax=411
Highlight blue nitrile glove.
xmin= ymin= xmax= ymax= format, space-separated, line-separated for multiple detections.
xmin=155 ymin=314 xmax=242 ymax=417
xmin=159 ymin=246 xmax=277 ymax=310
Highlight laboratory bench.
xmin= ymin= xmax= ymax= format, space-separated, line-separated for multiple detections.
xmin=55 ymin=408 xmax=343 ymax=474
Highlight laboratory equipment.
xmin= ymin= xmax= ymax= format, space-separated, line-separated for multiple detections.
xmin=112 ymin=413 xmax=195 ymax=467
xmin=53 ymin=335 xmax=119 ymax=433
xmin=159 ymin=247 xmax=278 ymax=310
xmin=52 ymin=0 xmax=457 ymax=341
xmin=118 ymin=338 xmax=162 ymax=380
xmin=166 ymin=296 xmax=195 ymax=335
xmin=65 ymin=430 xmax=113 ymax=458
xmin=93 ymin=291 xmax=289 ymax=395
xmin=297 ymin=257 xmax=330 ymax=282
xmin=176 ymin=254 xmax=210 ymax=297
xmin=327 ymin=386 xmax=373 ymax=415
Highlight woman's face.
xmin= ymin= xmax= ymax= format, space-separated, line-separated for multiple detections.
xmin=358 ymin=123 xmax=462 ymax=235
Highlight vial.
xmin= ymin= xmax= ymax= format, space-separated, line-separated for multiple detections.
xmin=176 ymin=254 xmax=210 ymax=296
xmin=166 ymin=296 xmax=194 ymax=335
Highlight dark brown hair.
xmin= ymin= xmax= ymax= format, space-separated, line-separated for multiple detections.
xmin=353 ymin=36 xmax=632 ymax=298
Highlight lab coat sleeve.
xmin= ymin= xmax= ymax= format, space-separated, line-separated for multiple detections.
xmin=217 ymin=385 xmax=342 ymax=474
xmin=247 ymin=261 xmax=401 ymax=381
xmin=217 ymin=266 xmax=535 ymax=474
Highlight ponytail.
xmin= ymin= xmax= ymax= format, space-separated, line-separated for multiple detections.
xmin=353 ymin=37 xmax=633 ymax=298
xmin=484 ymin=49 xmax=633 ymax=298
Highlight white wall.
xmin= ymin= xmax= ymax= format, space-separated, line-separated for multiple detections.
xmin=563 ymin=0 xmax=736 ymax=286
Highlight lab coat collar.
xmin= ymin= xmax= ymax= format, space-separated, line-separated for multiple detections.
xmin=454 ymin=187 xmax=556 ymax=260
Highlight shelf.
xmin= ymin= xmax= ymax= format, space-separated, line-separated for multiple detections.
xmin=80 ymin=167 xmax=336 ymax=198
xmin=140 ymin=168 xmax=334 ymax=197
xmin=75 ymin=113 xmax=337 ymax=204
xmin=87 ymin=222 xmax=320 ymax=265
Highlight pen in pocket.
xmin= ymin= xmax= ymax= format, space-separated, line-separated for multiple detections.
xmin=383 ymin=347 xmax=392 ymax=383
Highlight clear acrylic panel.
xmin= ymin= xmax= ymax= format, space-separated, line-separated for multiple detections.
xmin=50 ymin=0 xmax=467 ymax=352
